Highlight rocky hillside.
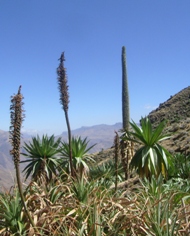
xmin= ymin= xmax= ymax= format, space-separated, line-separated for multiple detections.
xmin=148 ymin=86 xmax=190 ymax=155
xmin=148 ymin=86 xmax=190 ymax=126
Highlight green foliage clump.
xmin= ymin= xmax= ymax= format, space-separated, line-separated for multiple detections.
xmin=123 ymin=117 xmax=172 ymax=180
xmin=21 ymin=134 xmax=61 ymax=183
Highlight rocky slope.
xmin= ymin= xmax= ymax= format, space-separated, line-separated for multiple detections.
xmin=148 ymin=86 xmax=190 ymax=155
xmin=148 ymin=86 xmax=190 ymax=126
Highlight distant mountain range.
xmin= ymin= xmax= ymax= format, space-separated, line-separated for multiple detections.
xmin=0 ymin=123 xmax=122 ymax=189
xmin=58 ymin=123 xmax=122 ymax=153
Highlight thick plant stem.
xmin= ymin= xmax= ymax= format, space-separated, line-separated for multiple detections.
xmin=15 ymin=161 xmax=39 ymax=233
xmin=114 ymin=131 xmax=120 ymax=192
xmin=121 ymin=46 xmax=130 ymax=181
xmin=64 ymin=110 xmax=75 ymax=178
xmin=10 ymin=86 xmax=39 ymax=234
xmin=120 ymin=140 xmax=129 ymax=181
xmin=122 ymin=46 xmax=130 ymax=131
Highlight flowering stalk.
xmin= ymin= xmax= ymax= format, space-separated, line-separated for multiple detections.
xmin=10 ymin=86 xmax=38 ymax=233
xmin=122 ymin=46 xmax=130 ymax=131
xmin=57 ymin=52 xmax=74 ymax=177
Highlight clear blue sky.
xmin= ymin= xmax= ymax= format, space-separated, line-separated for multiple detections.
xmin=1 ymin=1 xmax=189 ymax=135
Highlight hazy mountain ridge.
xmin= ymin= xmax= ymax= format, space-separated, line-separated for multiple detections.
xmin=0 ymin=130 xmax=32 ymax=189
xmin=59 ymin=123 xmax=122 ymax=153
xmin=0 ymin=130 xmax=13 ymax=169
xmin=0 ymin=123 xmax=122 ymax=188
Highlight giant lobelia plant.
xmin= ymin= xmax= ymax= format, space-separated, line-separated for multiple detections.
xmin=120 ymin=46 xmax=132 ymax=180
xmin=123 ymin=117 xmax=172 ymax=180
xmin=21 ymin=134 xmax=61 ymax=184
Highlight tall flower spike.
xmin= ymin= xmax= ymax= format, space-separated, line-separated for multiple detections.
xmin=122 ymin=46 xmax=130 ymax=131
xmin=57 ymin=52 xmax=75 ymax=177
xmin=10 ymin=86 xmax=25 ymax=165
xmin=9 ymin=86 xmax=38 ymax=232
xmin=57 ymin=52 xmax=69 ymax=112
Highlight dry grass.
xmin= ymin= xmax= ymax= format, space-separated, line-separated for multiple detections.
xmin=0 ymin=173 xmax=189 ymax=235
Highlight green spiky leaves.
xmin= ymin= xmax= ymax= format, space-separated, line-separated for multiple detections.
xmin=21 ymin=135 xmax=61 ymax=182
xmin=123 ymin=117 xmax=172 ymax=179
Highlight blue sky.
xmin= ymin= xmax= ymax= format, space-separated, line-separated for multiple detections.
xmin=1 ymin=1 xmax=189 ymax=135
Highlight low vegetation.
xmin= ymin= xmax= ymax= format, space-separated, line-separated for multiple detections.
xmin=1 ymin=144 xmax=190 ymax=235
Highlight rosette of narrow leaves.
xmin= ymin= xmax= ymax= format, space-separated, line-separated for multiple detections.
xmin=0 ymin=190 xmax=27 ymax=235
xmin=21 ymin=134 xmax=61 ymax=183
xmin=60 ymin=136 xmax=96 ymax=179
xmin=123 ymin=117 xmax=172 ymax=180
